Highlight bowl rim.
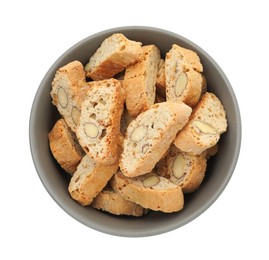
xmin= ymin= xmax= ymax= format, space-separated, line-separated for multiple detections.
xmin=29 ymin=26 xmax=242 ymax=237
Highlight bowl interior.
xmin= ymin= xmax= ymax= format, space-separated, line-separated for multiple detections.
xmin=29 ymin=26 xmax=241 ymax=237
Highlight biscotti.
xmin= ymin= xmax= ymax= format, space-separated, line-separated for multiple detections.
xmin=110 ymin=171 xmax=184 ymax=213
xmin=165 ymin=44 xmax=204 ymax=107
xmin=119 ymin=101 xmax=192 ymax=177
xmin=68 ymin=155 xmax=119 ymax=206
xmin=50 ymin=60 xmax=89 ymax=132
xmin=49 ymin=33 xmax=229 ymax=217
xmin=169 ymin=44 xmax=203 ymax=72
xmin=48 ymin=119 xmax=84 ymax=174
xmin=159 ymin=145 xmax=207 ymax=193
xmin=166 ymin=68 xmax=204 ymax=107
xmin=76 ymin=78 xmax=125 ymax=165
xmin=124 ymin=45 xmax=161 ymax=117
xmin=91 ymin=186 xmax=145 ymax=216
xmin=85 ymin=33 xmax=142 ymax=80
xmin=174 ymin=92 xmax=227 ymax=155
xmin=204 ymin=144 xmax=218 ymax=159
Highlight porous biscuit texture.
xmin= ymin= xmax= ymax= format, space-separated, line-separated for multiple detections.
xmin=120 ymin=101 xmax=192 ymax=177
xmin=174 ymin=92 xmax=227 ymax=155
xmin=124 ymin=45 xmax=161 ymax=117
xmin=76 ymin=78 xmax=125 ymax=165
xmin=110 ymin=172 xmax=184 ymax=213
xmin=68 ymin=155 xmax=119 ymax=206
xmin=50 ymin=61 xmax=87 ymax=132
xmin=85 ymin=33 xmax=142 ymax=80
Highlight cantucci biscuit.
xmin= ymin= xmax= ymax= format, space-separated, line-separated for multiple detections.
xmin=76 ymin=78 xmax=125 ymax=165
xmin=124 ymin=45 xmax=161 ymax=117
xmin=165 ymin=44 xmax=205 ymax=107
xmin=68 ymin=155 xmax=119 ymax=206
xmin=110 ymin=171 xmax=184 ymax=213
xmin=49 ymin=33 xmax=228 ymax=216
xmin=50 ymin=60 xmax=89 ymax=132
xmin=119 ymin=101 xmax=192 ymax=177
xmin=48 ymin=119 xmax=84 ymax=174
xmin=85 ymin=33 xmax=142 ymax=80
xmin=174 ymin=92 xmax=227 ymax=155
xmin=159 ymin=145 xmax=207 ymax=193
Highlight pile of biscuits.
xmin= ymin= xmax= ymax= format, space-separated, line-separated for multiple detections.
xmin=49 ymin=33 xmax=227 ymax=216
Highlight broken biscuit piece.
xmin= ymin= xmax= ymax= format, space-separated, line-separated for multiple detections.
xmin=111 ymin=172 xmax=184 ymax=213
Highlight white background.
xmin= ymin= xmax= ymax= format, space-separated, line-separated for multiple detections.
xmin=1 ymin=0 xmax=268 ymax=259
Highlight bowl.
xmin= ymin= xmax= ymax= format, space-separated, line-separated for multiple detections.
xmin=29 ymin=26 xmax=241 ymax=237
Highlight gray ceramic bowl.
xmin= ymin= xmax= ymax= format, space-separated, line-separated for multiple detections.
xmin=29 ymin=26 xmax=241 ymax=237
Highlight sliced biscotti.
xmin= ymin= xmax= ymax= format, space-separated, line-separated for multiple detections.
xmin=169 ymin=44 xmax=203 ymax=72
xmin=48 ymin=119 xmax=85 ymax=174
xmin=174 ymin=92 xmax=227 ymax=155
xmin=76 ymin=78 xmax=125 ymax=165
xmin=156 ymin=59 xmax=166 ymax=97
xmin=165 ymin=44 xmax=204 ymax=107
xmin=124 ymin=45 xmax=161 ymax=117
xmin=85 ymin=33 xmax=142 ymax=80
xmin=91 ymin=186 xmax=145 ymax=216
xmin=110 ymin=172 xmax=184 ymax=213
xmin=50 ymin=60 xmax=89 ymax=132
xmin=68 ymin=155 xmax=119 ymax=206
xmin=159 ymin=145 xmax=207 ymax=193
xmin=119 ymin=101 xmax=192 ymax=177
xmin=166 ymin=68 xmax=205 ymax=107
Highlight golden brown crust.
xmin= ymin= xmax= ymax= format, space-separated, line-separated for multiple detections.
xmin=174 ymin=126 xmax=220 ymax=155
xmin=124 ymin=45 xmax=160 ymax=117
xmin=48 ymin=119 xmax=84 ymax=174
xmin=174 ymin=92 xmax=227 ymax=155
xmin=50 ymin=60 xmax=87 ymax=132
xmin=91 ymin=187 xmax=145 ymax=216
xmin=76 ymin=79 xmax=125 ymax=165
xmin=51 ymin=60 xmax=86 ymax=106
xmin=86 ymin=57 xmax=128 ymax=80
xmin=163 ymin=146 xmax=207 ymax=193
xmin=172 ymin=44 xmax=203 ymax=73
xmin=201 ymin=74 xmax=207 ymax=95
xmin=181 ymin=156 xmax=206 ymax=193
xmin=181 ymin=70 xmax=204 ymax=107
xmin=124 ymin=76 xmax=149 ymax=116
xmin=110 ymin=172 xmax=184 ymax=213
xmin=68 ymin=156 xmax=119 ymax=206
xmin=85 ymin=34 xmax=142 ymax=80
xmin=165 ymin=45 xmax=204 ymax=107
